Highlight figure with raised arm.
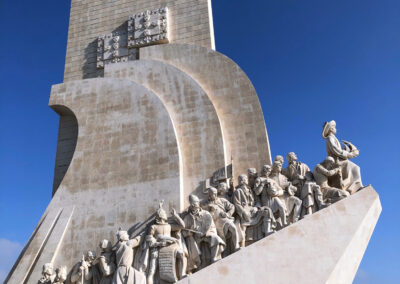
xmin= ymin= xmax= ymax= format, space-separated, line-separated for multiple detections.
xmin=322 ymin=120 xmax=363 ymax=194
xmin=112 ymin=230 xmax=146 ymax=284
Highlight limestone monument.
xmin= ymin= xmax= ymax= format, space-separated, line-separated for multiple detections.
xmin=5 ymin=1 xmax=380 ymax=284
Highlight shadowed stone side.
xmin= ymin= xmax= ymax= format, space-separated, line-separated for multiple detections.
xmin=176 ymin=186 xmax=381 ymax=284
xmin=141 ymin=44 xmax=272 ymax=180
xmin=52 ymin=106 xmax=78 ymax=195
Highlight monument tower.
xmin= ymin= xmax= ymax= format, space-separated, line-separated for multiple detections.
xmin=6 ymin=1 xmax=380 ymax=283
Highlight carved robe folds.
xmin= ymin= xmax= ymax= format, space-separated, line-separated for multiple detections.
xmin=112 ymin=237 xmax=146 ymax=284
xmin=326 ymin=134 xmax=363 ymax=194
xmin=233 ymin=185 xmax=274 ymax=244
xmin=183 ymin=208 xmax=225 ymax=271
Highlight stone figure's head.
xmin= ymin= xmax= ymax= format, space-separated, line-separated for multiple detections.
xmin=287 ymin=152 xmax=297 ymax=163
xmin=189 ymin=194 xmax=200 ymax=211
xmin=207 ymin=187 xmax=218 ymax=201
xmin=324 ymin=156 xmax=336 ymax=168
xmin=55 ymin=266 xmax=67 ymax=282
xmin=156 ymin=200 xmax=168 ymax=223
xmin=85 ymin=250 xmax=96 ymax=262
xmin=274 ymin=155 xmax=284 ymax=165
xmin=261 ymin=165 xmax=271 ymax=177
xmin=99 ymin=239 xmax=112 ymax=252
xmin=305 ymin=171 xmax=314 ymax=181
xmin=238 ymin=174 xmax=248 ymax=186
xmin=117 ymin=229 xmax=130 ymax=242
xmin=322 ymin=120 xmax=337 ymax=138
xmin=42 ymin=263 xmax=53 ymax=277
xmin=272 ymin=161 xmax=283 ymax=174
xmin=217 ymin=182 xmax=228 ymax=196
xmin=247 ymin=168 xmax=257 ymax=178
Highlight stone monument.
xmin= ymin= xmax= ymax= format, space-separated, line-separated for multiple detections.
xmin=5 ymin=1 xmax=380 ymax=284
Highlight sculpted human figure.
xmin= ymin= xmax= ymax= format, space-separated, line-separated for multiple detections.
xmin=112 ymin=230 xmax=146 ymax=284
xmin=247 ymin=168 xmax=258 ymax=190
xmin=274 ymin=155 xmax=287 ymax=175
xmin=146 ymin=201 xmax=186 ymax=284
xmin=95 ymin=239 xmax=116 ymax=284
xmin=269 ymin=161 xmax=302 ymax=223
xmin=53 ymin=266 xmax=67 ymax=284
xmin=71 ymin=251 xmax=100 ymax=284
xmin=314 ymin=156 xmax=350 ymax=203
xmin=284 ymin=152 xmax=310 ymax=192
xmin=201 ymin=187 xmax=239 ymax=254
xmin=38 ymin=263 xmax=54 ymax=284
xmin=285 ymin=152 xmax=328 ymax=215
xmin=254 ymin=165 xmax=287 ymax=226
xmin=183 ymin=194 xmax=225 ymax=272
xmin=322 ymin=120 xmax=363 ymax=194
xmin=233 ymin=174 xmax=275 ymax=247
xmin=300 ymin=172 xmax=329 ymax=216
xmin=217 ymin=182 xmax=231 ymax=202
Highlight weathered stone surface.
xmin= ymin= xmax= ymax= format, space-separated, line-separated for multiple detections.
xmin=105 ymin=59 xmax=226 ymax=205
xmin=64 ymin=0 xmax=215 ymax=81
xmin=141 ymin=44 xmax=272 ymax=179
xmin=6 ymin=78 xmax=182 ymax=282
xmin=176 ymin=186 xmax=381 ymax=284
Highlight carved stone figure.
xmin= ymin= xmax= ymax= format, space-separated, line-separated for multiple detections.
xmin=71 ymin=251 xmax=100 ymax=284
xmin=274 ymin=155 xmax=287 ymax=175
xmin=217 ymin=182 xmax=232 ymax=202
xmin=323 ymin=120 xmax=363 ymax=194
xmin=254 ymin=165 xmax=287 ymax=226
xmin=233 ymin=174 xmax=275 ymax=247
xmin=269 ymin=161 xmax=302 ymax=224
xmin=314 ymin=156 xmax=350 ymax=203
xmin=247 ymin=168 xmax=258 ymax=190
xmin=53 ymin=266 xmax=67 ymax=284
xmin=38 ymin=263 xmax=54 ymax=284
xmin=285 ymin=152 xmax=328 ymax=216
xmin=183 ymin=194 xmax=225 ymax=272
xmin=112 ymin=230 xmax=146 ymax=284
xmin=95 ymin=239 xmax=116 ymax=284
xmin=146 ymin=201 xmax=186 ymax=284
xmin=284 ymin=152 xmax=310 ymax=192
xmin=201 ymin=187 xmax=239 ymax=255
xmin=300 ymin=172 xmax=329 ymax=216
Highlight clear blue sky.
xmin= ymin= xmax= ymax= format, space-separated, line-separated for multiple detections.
xmin=0 ymin=0 xmax=399 ymax=282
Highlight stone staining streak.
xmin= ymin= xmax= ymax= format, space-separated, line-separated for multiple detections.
xmin=128 ymin=7 xmax=169 ymax=48
xmin=97 ymin=31 xmax=138 ymax=69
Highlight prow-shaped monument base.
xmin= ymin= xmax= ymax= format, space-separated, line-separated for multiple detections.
xmin=178 ymin=186 xmax=381 ymax=284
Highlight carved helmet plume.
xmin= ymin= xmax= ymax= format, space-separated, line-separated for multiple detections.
xmin=156 ymin=200 xmax=168 ymax=221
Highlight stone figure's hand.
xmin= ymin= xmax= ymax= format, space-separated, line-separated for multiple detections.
xmin=171 ymin=208 xmax=178 ymax=217
xmin=220 ymin=211 xmax=227 ymax=218
xmin=243 ymin=212 xmax=251 ymax=222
